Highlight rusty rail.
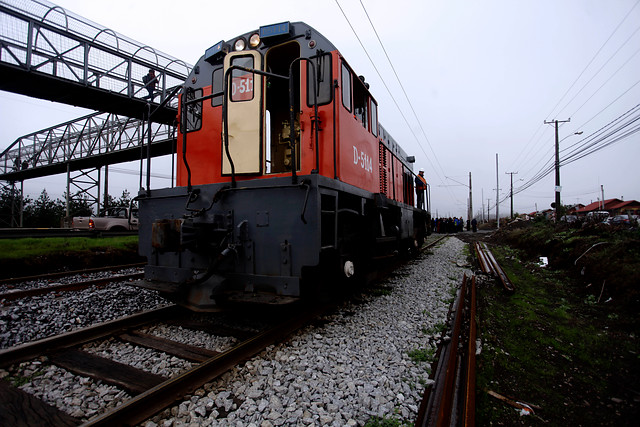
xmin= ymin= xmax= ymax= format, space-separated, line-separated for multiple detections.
xmin=415 ymin=274 xmax=477 ymax=426
xmin=0 ymin=272 xmax=144 ymax=301
xmin=474 ymin=242 xmax=515 ymax=293
xmin=0 ymin=263 xmax=146 ymax=285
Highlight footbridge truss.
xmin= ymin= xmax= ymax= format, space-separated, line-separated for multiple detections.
xmin=0 ymin=0 xmax=191 ymax=124
xmin=0 ymin=0 xmax=193 ymax=225
xmin=0 ymin=112 xmax=176 ymax=182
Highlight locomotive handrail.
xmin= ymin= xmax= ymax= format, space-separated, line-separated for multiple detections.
xmin=179 ymin=84 xmax=223 ymax=193
xmin=288 ymin=57 xmax=320 ymax=181
xmin=141 ymin=85 xmax=181 ymax=193
xmin=300 ymin=180 xmax=311 ymax=224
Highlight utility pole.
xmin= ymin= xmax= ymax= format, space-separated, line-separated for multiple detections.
xmin=544 ymin=118 xmax=570 ymax=221
xmin=468 ymin=172 xmax=473 ymax=229
xmin=496 ymin=153 xmax=500 ymax=228
xmin=505 ymin=171 xmax=518 ymax=219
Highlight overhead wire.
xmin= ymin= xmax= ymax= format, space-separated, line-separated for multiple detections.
xmin=509 ymin=0 xmax=640 ymax=176
xmin=544 ymin=0 xmax=640 ymax=121
xmin=332 ymin=0 xmax=462 ymax=205
xmin=570 ymin=77 xmax=640 ymax=134
xmin=555 ymin=24 xmax=640 ymax=119
xmin=331 ymin=0 xmax=429 ymax=165
xmin=357 ymin=0 xmax=449 ymax=185
xmin=562 ymin=104 xmax=640 ymax=163
xmin=515 ymin=79 xmax=640 ymax=202
xmin=510 ymin=105 xmax=640 ymax=201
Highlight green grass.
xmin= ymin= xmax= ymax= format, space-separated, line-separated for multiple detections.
xmin=476 ymin=244 xmax=640 ymax=425
xmin=422 ymin=321 xmax=446 ymax=336
xmin=8 ymin=369 xmax=45 ymax=387
xmin=408 ymin=347 xmax=435 ymax=363
xmin=0 ymin=236 xmax=138 ymax=260
xmin=364 ymin=416 xmax=402 ymax=427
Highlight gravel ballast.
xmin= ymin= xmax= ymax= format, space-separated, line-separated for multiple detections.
xmin=1 ymin=236 xmax=472 ymax=425
xmin=148 ymin=236 xmax=471 ymax=426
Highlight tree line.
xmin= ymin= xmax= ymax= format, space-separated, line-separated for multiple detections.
xmin=0 ymin=188 xmax=134 ymax=228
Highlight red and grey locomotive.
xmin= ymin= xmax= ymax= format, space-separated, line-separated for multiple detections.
xmin=136 ymin=22 xmax=429 ymax=310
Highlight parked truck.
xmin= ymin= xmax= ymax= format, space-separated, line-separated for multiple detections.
xmin=72 ymin=207 xmax=138 ymax=231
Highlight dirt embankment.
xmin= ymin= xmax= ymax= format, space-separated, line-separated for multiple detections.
xmin=470 ymin=220 xmax=640 ymax=425
xmin=483 ymin=220 xmax=640 ymax=312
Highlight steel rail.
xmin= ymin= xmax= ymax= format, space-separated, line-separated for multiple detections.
xmin=423 ymin=235 xmax=448 ymax=252
xmin=0 ymin=262 xmax=145 ymax=285
xmin=0 ymin=272 xmax=143 ymax=301
xmin=474 ymin=242 xmax=492 ymax=274
xmin=415 ymin=274 xmax=477 ymax=426
xmin=480 ymin=243 xmax=515 ymax=293
xmin=436 ymin=274 xmax=467 ymax=425
xmin=464 ymin=275 xmax=477 ymax=426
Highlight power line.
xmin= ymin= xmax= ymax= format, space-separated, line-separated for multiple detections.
xmin=555 ymin=24 xmax=640 ymax=119
xmin=571 ymin=78 xmax=640 ymax=132
xmin=332 ymin=1 xmax=431 ymax=167
xmin=545 ymin=0 xmax=640 ymax=122
xmin=357 ymin=0 xmax=448 ymax=184
xmin=510 ymin=0 xmax=640 ymax=175
xmin=332 ymin=0 xmax=461 ymax=205
xmin=511 ymin=105 xmax=640 ymax=201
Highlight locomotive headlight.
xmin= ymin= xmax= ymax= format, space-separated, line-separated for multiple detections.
xmin=249 ymin=33 xmax=261 ymax=48
xmin=234 ymin=38 xmax=246 ymax=51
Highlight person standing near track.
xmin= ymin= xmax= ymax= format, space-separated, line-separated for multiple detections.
xmin=415 ymin=168 xmax=427 ymax=210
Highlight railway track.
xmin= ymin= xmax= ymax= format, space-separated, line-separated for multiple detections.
xmin=413 ymin=240 xmax=514 ymax=425
xmin=423 ymin=234 xmax=448 ymax=252
xmin=415 ymin=274 xmax=477 ymax=427
xmin=0 ymin=302 xmax=331 ymax=425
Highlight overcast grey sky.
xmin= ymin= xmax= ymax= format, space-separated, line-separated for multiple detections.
xmin=1 ymin=0 xmax=639 ymax=218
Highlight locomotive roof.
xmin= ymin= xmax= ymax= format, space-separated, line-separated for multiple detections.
xmin=200 ymin=21 xmax=338 ymax=67
xmin=379 ymin=124 xmax=415 ymax=172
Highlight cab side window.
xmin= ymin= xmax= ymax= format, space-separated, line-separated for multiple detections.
xmin=186 ymin=88 xmax=202 ymax=132
xmin=211 ymin=68 xmax=223 ymax=107
xmin=353 ymin=75 xmax=368 ymax=130
xmin=230 ymin=56 xmax=254 ymax=102
xmin=307 ymin=53 xmax=332 ymax=106
xmin=341 ymin=62 xmax=351 ymax=112
xmin=370 ymin=99 xmax=378 ymax=136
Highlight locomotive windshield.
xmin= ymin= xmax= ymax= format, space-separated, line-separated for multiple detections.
xmin=230 ymin=56 xmax=255 ymax=102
